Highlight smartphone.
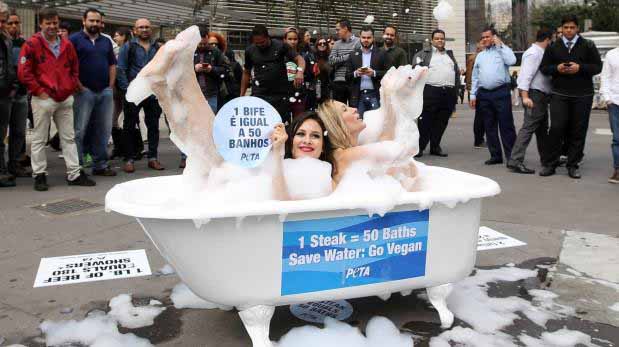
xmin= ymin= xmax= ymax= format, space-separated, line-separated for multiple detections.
xmin=360 ymin=66 xmax=370 ymax=71
xmin=202 ymin=63 xmax=210 ymax=68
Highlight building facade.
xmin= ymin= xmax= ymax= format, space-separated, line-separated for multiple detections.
xmin=6 ymin=0 xmax=466 ymax=65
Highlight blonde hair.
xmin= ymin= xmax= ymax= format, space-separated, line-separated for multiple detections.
xmin=317 ymin=100 xmax=354 ymax=150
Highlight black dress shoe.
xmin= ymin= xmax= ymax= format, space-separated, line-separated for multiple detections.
xmin=414 ymin=151 xmax=424 ymax=158
xmin=430 ymin=149 xmax=448 ymax=157
xmin=539 ymin=166 xmax=556 ymax=177
xmin=484 ymin=158 xmax=503 ymax=165
xmin=507 ymin=162 xmax=535 ymax=174
xmin=567 ymin=167 xmax=581 ymax=179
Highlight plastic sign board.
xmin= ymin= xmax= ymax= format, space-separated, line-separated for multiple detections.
xmin=477 ymin=227 xmax=527 ymax=251
xmin=34 ymin=250 xmax=151 ymax=288
xmin=290 ymin=300 xmax=353 ymax=323
xmin=213 ymin=96 xmax=282 ymax=168
xmin=281 ymin=210 xmax=429 ymax=296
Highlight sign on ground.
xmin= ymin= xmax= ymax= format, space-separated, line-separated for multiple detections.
xmin=290 ymin=300 xmax=353 ymax=323
xmin=34 ymin=249 xmax=151 ymax=288
xmin=477 ymin=227 xmax=527 ymax=251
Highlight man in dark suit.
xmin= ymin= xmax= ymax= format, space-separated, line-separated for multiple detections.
xmin=539 ymin=14 xmax=602 ymax=178
xmin=345 ymin=25 xmax=390 ymax=118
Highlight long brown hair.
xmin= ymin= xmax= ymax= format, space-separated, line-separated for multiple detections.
xmin=285 ymin=111 xmax=335 ymax=173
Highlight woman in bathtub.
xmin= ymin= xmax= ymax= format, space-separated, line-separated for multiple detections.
xmin=316 ymin=100 xmax=419 ymax=189
xmin=127 ymin=26 xmax=415 ymax=198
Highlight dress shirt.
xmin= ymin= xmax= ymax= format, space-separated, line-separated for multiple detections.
xmin=358 ymin=47 xmax=374 ymax=90
xmin=45 ymin=36 xmax=61 ymax=57
xmin=427 ymin=47 xmax=455 ymax=87
xmin=471 ymin=44 xmax=516 ymax=100
xmin=601 ymin=47 xmax=619 ymax=106
xmin=517 ymin=43 xmax=551 ymax=94
xmin=562 ymin=35 xmax=579 ymax=52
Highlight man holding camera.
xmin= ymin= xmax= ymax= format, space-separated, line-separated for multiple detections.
xmin=539 ymin=15 xmax=602 ymax=178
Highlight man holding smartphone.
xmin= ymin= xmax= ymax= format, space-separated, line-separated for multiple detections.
xmin=345 ymin=25 xmax=390 ymax=118
xmin=539 ymin=15 xmax=602 ymax=178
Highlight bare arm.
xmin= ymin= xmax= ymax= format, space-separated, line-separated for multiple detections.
xmin=268 ymin=123 xmax=290 ymax=201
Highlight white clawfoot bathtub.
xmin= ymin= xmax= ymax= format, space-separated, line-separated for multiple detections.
xmin=105 ymin=165 xmax=500 ymax=346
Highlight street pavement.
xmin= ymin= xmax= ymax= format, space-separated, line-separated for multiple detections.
xmin=0 ymin=105 xmax=617 ymax=346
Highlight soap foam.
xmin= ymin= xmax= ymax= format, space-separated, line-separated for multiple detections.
xmin=170 ymin=282 xmax=233 ymax=311
xmin=40 ymin=294 xmax=162 ymax=347
xmin=277 ymin=316 xmax=413 ymax=347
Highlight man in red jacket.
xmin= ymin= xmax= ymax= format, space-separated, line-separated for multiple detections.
xmin=18 ymin=8 xmax=95 ymax=191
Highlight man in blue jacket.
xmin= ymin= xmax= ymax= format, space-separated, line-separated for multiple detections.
xmin=117 ymin=18 xmax=164 ymax=173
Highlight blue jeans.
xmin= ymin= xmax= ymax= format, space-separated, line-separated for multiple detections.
xmin=73 ymin=87 xmax=113 ymax=170
xmin=357 ymin=89 xmax=380 ymax=119
xmin=609 ymin=103 xmax=619 ymax=169
xmin=207 ymin=95 xmax=218 ymax=113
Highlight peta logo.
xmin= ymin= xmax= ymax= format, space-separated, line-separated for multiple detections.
xmin=345 ymin=266 xmax=370 ymax=279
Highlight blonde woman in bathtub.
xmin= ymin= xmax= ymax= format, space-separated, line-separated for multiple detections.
xmin=317 ymin=100 xmax=419 ymax=189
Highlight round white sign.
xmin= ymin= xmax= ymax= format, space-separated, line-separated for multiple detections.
xmin=213 ymin=96 xmax=282 ymax=168
xmin=290 ymin=300 xmax=353 ymax=323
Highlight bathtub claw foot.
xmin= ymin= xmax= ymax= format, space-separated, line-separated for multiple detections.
xmin=238 ymin=305 xmax=275 ymax=347
xmin=427 ymin=283 xmax=454 ymax=329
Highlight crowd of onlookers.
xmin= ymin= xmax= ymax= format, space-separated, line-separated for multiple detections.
xmin=465 ymin=14 xmax=617 ymax=184
xmin=1 ymin=1 xmax=618 ymax=191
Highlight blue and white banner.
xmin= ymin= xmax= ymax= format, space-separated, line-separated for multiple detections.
xmin=281 ymin=210 xmax=429 ymax=296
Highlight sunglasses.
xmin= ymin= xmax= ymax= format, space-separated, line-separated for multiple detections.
xmin=208 ymin=42 xmax=218 ymax=46
xmin=317 ymin=42 xmax=327 ymax=46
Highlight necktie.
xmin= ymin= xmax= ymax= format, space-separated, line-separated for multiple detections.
xmin=566 ymin=41 xmax=573 ymax=53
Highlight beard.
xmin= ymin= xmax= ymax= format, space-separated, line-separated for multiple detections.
xmin=384 ymin=38 xmax=394 ymax=46
xmin=361 ymin=42 xmax=372 ymax=49
xmin=86 ymin=25 xmax=100 ymax=35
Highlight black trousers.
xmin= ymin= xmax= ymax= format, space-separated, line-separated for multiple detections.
xmin=418 ymin=85 xmax=457 ymax=152
xmin=544 ymin=94 xmax=593 ymax=168
xmin=473 ymin=107 xmax=485 ymax=146
xmin=331 ymin=81 xmax=351 ymax=105
xmin=476 ymin=85 xmax=516 ymax=161
xmin=122 ymin=96 xmax=161 ymax=161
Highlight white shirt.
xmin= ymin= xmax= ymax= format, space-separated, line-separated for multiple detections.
xmin=427 ymin=47 xmax=455 ymax=87
xmin=562 ymin=34 xmax=579 ymax=51
xmin=601 ymin=47 xmax=619 ymax=106
xmin=517 ymin=43 xmax=551 ymax=94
